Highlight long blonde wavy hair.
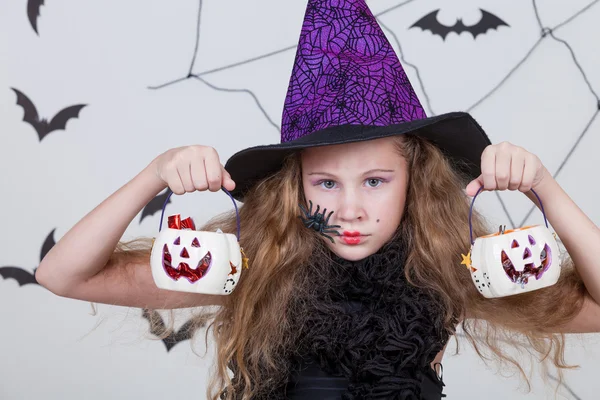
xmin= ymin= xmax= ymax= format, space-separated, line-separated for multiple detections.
xmin=111 ymin=134 xmax=585 ymax=399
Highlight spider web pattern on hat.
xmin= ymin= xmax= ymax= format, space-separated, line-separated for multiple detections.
xmin=281 ymin=0 xmax=427 ymax=142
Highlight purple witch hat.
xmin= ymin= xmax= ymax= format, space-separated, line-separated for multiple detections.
xmin=226 ymin=0 xmax=491 ymax=201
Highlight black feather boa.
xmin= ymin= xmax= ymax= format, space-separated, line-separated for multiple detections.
xmin=288 ymin=237 xmax=450 ymax=399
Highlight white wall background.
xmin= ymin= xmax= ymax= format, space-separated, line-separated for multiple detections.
xmin=2 ymin=0 xmax=600 ymax=398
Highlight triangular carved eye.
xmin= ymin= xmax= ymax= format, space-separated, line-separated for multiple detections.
xmin=528 ymin=235 xmax=536 ymax=245
xmin=511 ymin=240 xmax=519 ymax=248
xmin=522 ymin=248 xmax=531 ymax=259
xmin=173 ymin=236 xmax=180 ymax=245
xmin=191 ymin=238 xmax=201 ymax=248
xmin=180 ymin=248 xmax=190 ymax=258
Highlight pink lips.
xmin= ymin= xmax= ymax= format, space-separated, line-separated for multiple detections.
xmin=341 ymin=231 xmax=363 ymax=245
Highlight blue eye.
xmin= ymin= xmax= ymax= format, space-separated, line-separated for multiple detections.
xmin=320 ymin=180 xmax=336 ymax=189
xmin=366 ymin=178 xmax=383 ymax=187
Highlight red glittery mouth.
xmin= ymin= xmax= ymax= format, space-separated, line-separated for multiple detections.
xmin=162 ymin=244 xmax=212 ymax=283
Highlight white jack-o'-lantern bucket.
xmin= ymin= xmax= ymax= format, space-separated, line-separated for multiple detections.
xmin=150 ymin=187 xmax=247 ymax=295
xmin=463 ymin=188 xmax=561 ymax=298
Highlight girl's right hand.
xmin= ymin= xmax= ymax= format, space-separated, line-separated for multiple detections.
xmin=150 ymin=145 xmax=236 ymax=195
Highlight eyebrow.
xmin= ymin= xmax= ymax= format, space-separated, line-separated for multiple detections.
xmin=307 ymin=169 xmax=396 ymax=176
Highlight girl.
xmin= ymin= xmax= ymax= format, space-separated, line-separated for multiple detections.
xmin=36 ymin=0 xmax=600 ymax=399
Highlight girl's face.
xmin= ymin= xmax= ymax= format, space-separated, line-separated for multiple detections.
xmin=301 ymin=137 xmax=408 ymax=261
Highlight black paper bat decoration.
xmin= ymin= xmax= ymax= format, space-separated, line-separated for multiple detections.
xmin=410 ymin=9 xmax=509 ymax=40
xmin=11 ymin=88 xmax=87 ymax=142
xmin=40 ymin=228 xmax=57 ymax=261
xmin=27 ymin=0 xmax=45 ymax=35
xmin=140 ymin=189 xmax=172 ymax=223
xmin=0 ymin=267 xmax=38 ymax=286
xmin=0 ymin=228 xmax=56 ymax=287
xmin=142 ymin=309 xmax=204 ymax=352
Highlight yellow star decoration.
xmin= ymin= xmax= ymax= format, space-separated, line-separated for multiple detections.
xmin=460 ymin=251 xmax=477 ymax=272
xmin=240 ymin=247 xmax=250 ymax=269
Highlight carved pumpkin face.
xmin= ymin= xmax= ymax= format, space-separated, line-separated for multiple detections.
xmin=500 ymin=234 xmax=551 ymax=285
xmin=161 ymin=235 xmax=212 ymax=283
xmin=469 ymin=225 xmax=561 ymax=298
xmin=150 ymin=228 xmax=242 ymax=295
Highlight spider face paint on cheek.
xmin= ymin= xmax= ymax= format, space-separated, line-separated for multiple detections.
xmin=298 ymin=200 xmax=342 ymax=243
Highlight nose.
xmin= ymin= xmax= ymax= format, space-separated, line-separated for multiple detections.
xmin=336 ymin=190 xmax=365 ymax=223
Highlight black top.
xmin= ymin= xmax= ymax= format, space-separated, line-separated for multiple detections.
xmin=285 ymin=238 xmax=451 ymax=399
xmin=227 ymin=238 xmax=451 ymax=399
xmin=285 ymin=357 xmax=446 ymax=399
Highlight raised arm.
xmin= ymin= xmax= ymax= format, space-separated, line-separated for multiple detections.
xmin=36 ymin=145 xmax=235 ymax=309
xmin=465 ymin=141 xmax=600 ymax=332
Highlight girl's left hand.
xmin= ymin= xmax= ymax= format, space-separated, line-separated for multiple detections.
xmin=465 ymin=141 xmax=550 ymax=197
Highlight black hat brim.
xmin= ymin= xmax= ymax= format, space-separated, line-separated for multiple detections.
xmin=225 ymin=111 xmax=491 ymax=201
